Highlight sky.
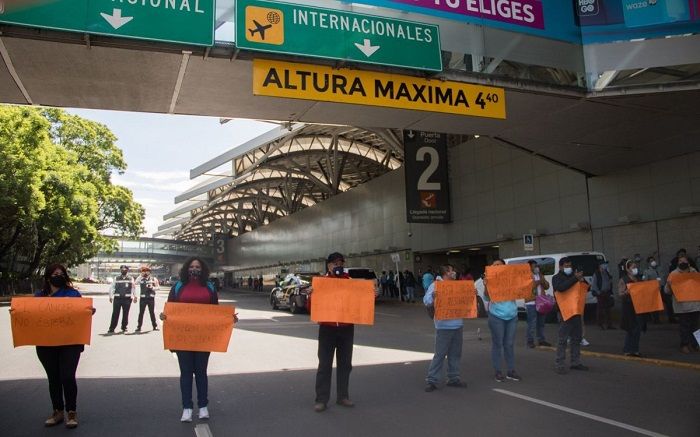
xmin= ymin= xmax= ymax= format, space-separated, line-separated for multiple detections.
xmin=66 ymin=108 xmax=275 ymax=237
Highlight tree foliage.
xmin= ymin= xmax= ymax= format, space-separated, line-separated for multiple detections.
xmin=0 ymin=105 xmax=144 ymax=291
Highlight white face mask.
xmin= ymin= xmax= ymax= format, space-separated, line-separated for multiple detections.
xmin=631 ymin=268 xmax=639 ymax=276
xmin=533 ymin=267 xmax=540 ymax=274
xmin=650 ymin=261 xmax=657 ymax=268
xmin=563 ymin=267 xmax=573 ymax=275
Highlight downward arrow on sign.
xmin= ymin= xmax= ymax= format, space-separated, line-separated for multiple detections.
xmin=100 ymin=8 xmax=133 ymax=30
xmin=354 ymin=39 xmax=380 ymax=58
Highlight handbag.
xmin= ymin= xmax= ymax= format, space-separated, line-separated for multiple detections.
xmin=535 ymin=294 xmax=555 ymax=314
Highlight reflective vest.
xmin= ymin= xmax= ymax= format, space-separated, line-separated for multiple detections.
xmin=138 ymin=276 xmax=157 ymax=298
xmin=114 ymin=276 xmax=133 ymax=298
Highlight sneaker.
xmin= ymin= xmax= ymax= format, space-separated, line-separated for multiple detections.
xmin=527 ymin=342 xmax=535 ymax=349
xmin=65 ymin=411 xmax=78 ymax=429
xmin=336 ymin=398 xmax=355 ymax=407
xmin=153 ymin=326 xmax=159 ymax=331
xmin=198 ymin=406 xmax=209 ymax=419
xmin=570 ymin=364 xmax=589 ymax=371
xmin=313 ymin=403 xmax=327 ymax=412
xmin=424 ymin=383 xmax=437 ymax=392
xmin=538 ymin=341 xmax=552 ymax=347
xmin=555 ymin=367 xmax=567 ymax=375
xmin=446 ymin=380 xmax=467 ymax=388
xmin=495 ymin=371 xmax=505 ymax=382
xmin=44 ymin=410 xmax=64 ymax=427
xmin=506 ymin=371 xmax=521 ymax=381
xmin=107 ymin=330 xmax=114 ymax=334
xmin=580 ymin=338 xmax=590 ymax=346
xmin=180 ymin=408 xmax=193 ymax=422
xmin=135 ymin=327 xmax=141 ymax=332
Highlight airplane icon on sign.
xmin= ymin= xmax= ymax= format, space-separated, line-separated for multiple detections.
xmin=248 ymin=19 xmax=273 ymax=40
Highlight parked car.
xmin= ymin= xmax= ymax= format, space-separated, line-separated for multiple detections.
xmin=344 ymin=267 xmax=381 ymax=299
xmin=475 ymin=252 xmax=607 ymax=319
xmin=270 ymin=272 xmax=319 ymax=314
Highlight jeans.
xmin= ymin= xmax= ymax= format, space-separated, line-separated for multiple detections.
xmin=426 ymin=327 xmax=463 ymax=384
xmin=315 ymin=325 xmax=354 ymax=404
xmin=555 ymin=314 xmax=582 ymax=368
xmin=596 ymin=294 xmax=613 ymax=327
xmin=405 ymin=286 xmax=415 ymax=302
xmin=488 ymin=313 xmax=517 ymax=372
xmin=678 ymin=311 xmax=700 ymax=348
xmin=137 ymin=297 xmax=157 ymax=329
xmin=36 ymin=345 xmax=83 ymax=411
xmin=623 ymin=323 xmax=641 ymax=354
xmin=176 ymin=351 xmax=210 ymax=409
xmin=525 ymin=305 xmax=545 ymax=344
xmin=109 ymin=297 xmax=131 ymax=331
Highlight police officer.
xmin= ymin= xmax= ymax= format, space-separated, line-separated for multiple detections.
xmin=108 ymin=265 xmax=135 ymax=333
xmin=135 ymin=266 xmax=160 ymax=332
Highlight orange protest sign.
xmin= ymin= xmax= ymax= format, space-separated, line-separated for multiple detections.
xmin=554 ymin=282 xmax=587 ymax=321
xmin=163 ymin=303 xmax=235 ymax=353
xmin=485 ymin=264 xmax=534 ymax=302
xmin=10 ymin=297 xmax=93 ymax=347
xmin=310 ymin=277 xmax=375 ymax=325
xmin=668 ymin=272 xmax=700 ymax=302
xmin=628 ymin=280 xmax=664 ymax=314
xmin=434 ymin=280 xmax=477 ymax=320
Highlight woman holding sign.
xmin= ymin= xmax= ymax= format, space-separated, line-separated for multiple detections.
xmin=664 ymin=255 xmax=700 ymax=354
xmin=483 ymin=259 xmax=521 ymax=383
xmin=33 ymin=264 xmax=94 ymax=429
xmin=162 ymin=257 xmax=226 ymax=423
xmin=618 ymin=260 xmax=646 ymax=357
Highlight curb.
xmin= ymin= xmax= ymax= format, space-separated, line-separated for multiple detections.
xmin=538 ymin=346 xmax=700 ymax=371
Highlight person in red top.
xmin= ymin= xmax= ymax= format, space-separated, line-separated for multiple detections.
xmin=160 ymin=257 xmax=229 ymax=423
xmin=308 ymin=252 xmax=355 ymax=412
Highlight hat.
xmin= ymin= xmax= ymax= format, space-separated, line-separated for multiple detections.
xmin=527 ymin=259 xmax=537 ymax=265
xmin=120 ymin=265 xmax=129 ymax=270
xmin=140 ymin=266 xmax=151 ymax=272
xmin=326 ymin=252 xmax=345 ymax=264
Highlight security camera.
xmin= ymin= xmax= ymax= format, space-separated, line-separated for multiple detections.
xmin=408 ymin=232 xmax=413 ymax=237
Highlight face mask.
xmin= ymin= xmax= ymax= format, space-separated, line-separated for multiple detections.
xmin=678 ymin=262 xmax=689 ymax=271
xmin=601 ymin=264 xmax=608 ymax=271
xmin=189 ymin=268 xmax=202 ymax=278
xmin=121 ymin=270 xmax=128 ymax=276
xmin=563 ymin=267 xmax=573 ymax=275
xmin=631 ymin=268 xmax=639 ymax=276
xmin=533 ymin=267 xmax=540 ymax=274
xmin=49 ymin=276 xmax=66 ymax=288
xmin=332 ymin=266 xmax=345 ymax=276
xmin=650 ymin=261 xmax=657 ymax=268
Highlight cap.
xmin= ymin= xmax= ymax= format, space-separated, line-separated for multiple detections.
xmin=120 ymin=265 xmax=129 ymax=270
xmin=140 ymin=266 xmax=151 ymax=272
xmin=326 ymin=252 xmax=345 ymax=264
xmin=527 ymin=259 xmax=537 ymax=265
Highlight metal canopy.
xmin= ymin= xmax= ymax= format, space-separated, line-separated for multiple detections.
xmin=165 ymin=124 xmax=402 ymax=242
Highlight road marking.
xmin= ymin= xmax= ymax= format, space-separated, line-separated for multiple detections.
xmin=537 ymin=346 xmax=700 ymax=371
xmin=194 ymin=423 xmax=213 ymax=437
xmin=375 ymin=312 xmax=400 ymax=318
xmin=493 ymin=389 xmax=668 ymax=437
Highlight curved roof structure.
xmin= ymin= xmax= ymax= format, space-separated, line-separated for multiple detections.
xmin=159 ymin=123 xmax=403 ymax=242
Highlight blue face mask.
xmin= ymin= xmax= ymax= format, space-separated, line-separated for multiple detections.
xmin=563 ymin=267 xmax=573 ymax=275
xmin=332 ymin=266 xmax=344 ymax=276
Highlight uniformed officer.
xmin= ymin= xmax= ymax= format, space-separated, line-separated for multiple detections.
xmin=108 ymin=265 xmax=135 ymax=333
xmin=135 ymin=266 xmax=160 ymax=332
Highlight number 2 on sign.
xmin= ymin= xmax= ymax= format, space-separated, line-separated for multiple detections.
xmin=417 ymin=147 xmax=440 ymax=190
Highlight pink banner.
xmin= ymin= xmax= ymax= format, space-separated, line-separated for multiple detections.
xmin=389 ymin=0 xmax=545 ymax=29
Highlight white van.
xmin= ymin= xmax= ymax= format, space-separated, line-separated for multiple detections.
xmin=475 ymin=252 xmax=607 ymax=317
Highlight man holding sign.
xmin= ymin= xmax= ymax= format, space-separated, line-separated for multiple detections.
xmin=552 ymin=257 xmax=589 ymax=374
xmin=308 ymin=252 xmax=362 ymax=413
xmin=423 ymin=264 xmax=468 ymax=392
xmin=664 ymin=255 xmax=700 ymax=354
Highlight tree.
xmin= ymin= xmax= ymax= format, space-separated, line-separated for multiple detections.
xmin=0 ymin=105 xmax=144 ymax=292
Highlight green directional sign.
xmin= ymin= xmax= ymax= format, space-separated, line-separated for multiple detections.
xmin=236 ymin=0 xmax=442 ymax=72
xmin=0 ymin=0 xmax=215 ymax=46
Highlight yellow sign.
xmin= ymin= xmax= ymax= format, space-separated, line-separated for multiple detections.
xmin=252 ymin=59 xmax=506 ymax=119
xmin=245 ymin=6 xmax=285 ymax=45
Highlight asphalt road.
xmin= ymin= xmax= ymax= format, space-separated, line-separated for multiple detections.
xmin=0 ymin=284 xmax=698 ymax=437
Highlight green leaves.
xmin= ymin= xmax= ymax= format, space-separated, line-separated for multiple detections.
xmin=0 ymin=105 xmax=144 ymax=279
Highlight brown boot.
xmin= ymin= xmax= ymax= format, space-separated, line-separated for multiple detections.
xmin=44 ymin=410 xmax=64 ymax=427
xmin=65 ymin=411 xmax=78 ymax=429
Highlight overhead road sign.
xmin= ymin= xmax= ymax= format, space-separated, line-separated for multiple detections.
xmin=236 ymin=0 xmax=442 ymax=72
xmin=253 ymin=59 xmax=506 ymax=119
xmin=0 ymin=0 xmax=215 ymax=46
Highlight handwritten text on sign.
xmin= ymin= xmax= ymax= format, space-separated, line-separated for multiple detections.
xmin=310 ymin=277 xmax=375 ymax=325
xmin=10 ymin=297 xmax=93 ymax=347
xmin=554 ymin=282 xmax=587 ymax=321
xmin=163 ymin=303 xmax=235 ymax=353
xmin=628 ymin=280 xmax=664 ymax=314
xmin=485 ymin=264 xmax=534 ymax=302
xmin=668 ymin=272 xmax=700 ymax=302
xmin=434 ymin=280 xmax=477 ymax=320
